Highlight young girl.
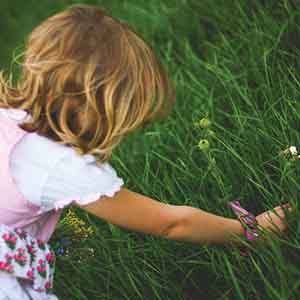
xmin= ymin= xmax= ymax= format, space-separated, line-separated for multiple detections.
xmin=0 ymin=4 xmax=294 ymax=300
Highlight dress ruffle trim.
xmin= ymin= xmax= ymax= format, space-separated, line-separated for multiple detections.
xmin=53 ymin=177 xmax=124 ymax=210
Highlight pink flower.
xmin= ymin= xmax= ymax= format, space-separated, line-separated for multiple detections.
xmin=37 ymin=265 xmax=46 ymax=273
xmin=2 ymin=233 xmax=17 ymax=244
xmin=0 ymin=261 xmax=13 ymax=272
xmin=0 ymin=262 xmax=6 ymax=269
xmin=14 ymin=254 xmax=27 ymax=262
xmin=45 ymin=281 xmax=52 ymax=289
xmin=46 ymin=253 xmax=55 ymax=262
xmin=27 ymin=269 xmax=35 ymax=280
xmin=38 ymin=259 xmax=45 ymax=265
xmin=27 ymin=245 xmax=37 ymax=256
xmin=2 ymin=233 xmax=10 ymax=240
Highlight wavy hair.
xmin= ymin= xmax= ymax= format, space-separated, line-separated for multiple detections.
xmin=0 ymin=4 xmax=175 ymax=163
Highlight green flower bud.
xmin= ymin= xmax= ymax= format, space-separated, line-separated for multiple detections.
xmin=198 ymin=139 xmax=210 ymax=150
xmin=199 ymin=118 xmax=211 ymax=128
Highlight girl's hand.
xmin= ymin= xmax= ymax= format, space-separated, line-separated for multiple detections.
xmin=256 ymin=203 xmax=292 ymax=237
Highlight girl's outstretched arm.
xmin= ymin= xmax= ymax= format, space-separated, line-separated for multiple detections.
xmin=76 ymin=188 xmax=291 ymax=246
xmin=76 ymin=188 xmax=246 ymax=246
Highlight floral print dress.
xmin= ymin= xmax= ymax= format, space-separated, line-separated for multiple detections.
xmin=0 ymin=224 xmax=58 ymax=300
xmin=0 ymin=108 xmax=123 ymax=299
xmin=0 ymin=109 xmax=62 ymax=299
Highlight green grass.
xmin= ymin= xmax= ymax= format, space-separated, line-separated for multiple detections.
xmin=1 ymin=0 xmax=300 ymax=299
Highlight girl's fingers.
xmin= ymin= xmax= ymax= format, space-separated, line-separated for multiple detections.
xmin=281 ymin=202 xmax=291 ymax=209
xmin=276 ymin=203 xmax=292 ymax=213
xmin=256 ymin=203 xmax=293 ymax=241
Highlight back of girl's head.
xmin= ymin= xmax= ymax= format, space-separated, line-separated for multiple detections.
xmin=0 ymin=4 xmax=175 ymax=163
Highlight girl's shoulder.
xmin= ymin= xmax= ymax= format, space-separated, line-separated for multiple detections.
xmin=5 ymin=108 xmax=124 ymax=212
xmin=0 ymin=107 xmax=92 ymax=162
xmin=0 ymin=107 xmax=32 ymax=123
xmin=0 ymin=107 xmax=72 ymax=163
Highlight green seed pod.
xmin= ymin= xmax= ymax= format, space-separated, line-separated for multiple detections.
xmin=198 ymin=139 xmax=210 ymax=150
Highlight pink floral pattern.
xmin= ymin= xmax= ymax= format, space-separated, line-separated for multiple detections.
xmin=0 ymin=224 xmax=56 ymax=293
xmin=2 ymin=232 xmax=17 ymax=250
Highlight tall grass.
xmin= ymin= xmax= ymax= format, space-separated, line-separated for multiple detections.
xmin=1 ymin=0 xmax=300 ymax=299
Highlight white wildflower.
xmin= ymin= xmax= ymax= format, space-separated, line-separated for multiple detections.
xmin=289 ymin=146 xmax=298 ymax=156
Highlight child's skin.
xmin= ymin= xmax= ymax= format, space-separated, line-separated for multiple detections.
xmin=76 ymin=188 xmax=292 ymax=247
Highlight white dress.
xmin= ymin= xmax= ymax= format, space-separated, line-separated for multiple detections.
xmin=0 ymin=108 xmax=124 ymax=300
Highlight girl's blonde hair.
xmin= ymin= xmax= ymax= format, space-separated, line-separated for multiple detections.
xmin=0 ymin=4 xmax=175 ymax=163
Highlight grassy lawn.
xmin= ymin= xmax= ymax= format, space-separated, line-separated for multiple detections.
xmin=1 ymin=0 xmax=300 ymax=299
